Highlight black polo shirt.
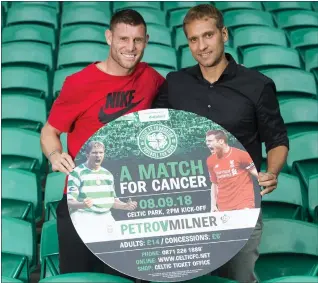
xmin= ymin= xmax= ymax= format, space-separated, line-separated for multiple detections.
xmin=152 ymin=53 xmax=289 ymax=171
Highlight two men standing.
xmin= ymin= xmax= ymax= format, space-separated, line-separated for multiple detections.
xmin=41 ymin=4 xmax=289 ymax=283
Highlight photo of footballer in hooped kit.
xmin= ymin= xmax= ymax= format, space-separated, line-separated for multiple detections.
xmin=67 ymin=140 xmax=138 ymax=244
xmin=205 ymin=129 xmax=260 ymax=213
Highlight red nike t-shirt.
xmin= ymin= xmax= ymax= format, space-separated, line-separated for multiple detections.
xmin=48 ymin=62 xmax=165 ymax=193
xmin=207 ymin=147 xmax=255 ymax=211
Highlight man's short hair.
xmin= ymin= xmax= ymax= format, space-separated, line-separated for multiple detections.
xmin=183 ymin=4 xmax=224 ymax=35
xmin=110 ymin=9 xmax=147 ymax=33
xmin=206 ymin=130 xmax=228 ymax=144
xmin=85 ymin=141 xmax=105 ymax=155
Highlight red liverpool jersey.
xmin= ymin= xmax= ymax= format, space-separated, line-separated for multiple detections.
xmin=206 ymin=147 xmax=255 ymax=211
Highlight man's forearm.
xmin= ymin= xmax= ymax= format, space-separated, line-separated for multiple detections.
xmin=68 ymin=199 xmax=87 ymax=209
xmin=266 ymin=145 xmax=289 ymax=176
xmin=113 ymin=199 xmax=127 ymax=210
xmin=211 ymin=183 xmax=217 ymax=208
xmin=40 ymin=123 xmax=63 ymax=159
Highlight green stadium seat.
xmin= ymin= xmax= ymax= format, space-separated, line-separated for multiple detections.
xmin=1 ymin=276 xmax=23 ymax=283
xmin=263 ymin=276 xmax=318 ymax=283
xmin=256 ymin=219 xmax=318 ymax=281
xmin=6 ymin=4 xmax=58 ymax=29
xmin=143 ymin=44 xmax=177 ymax=69
xmin=147 ymin=24 xmax=172 ymax=46
xmin=181 ymin=46 xmax=239 ymax=68
xmin=154 ymin=67 xmax=172 ymax=78
xmin=290 ymin=28 xmax=318 ymax=59
xmin=44 ymin=172 xmax=65 ymax=221
xmin=2 ymin=1 xmax=9 ymax=13
xmin=53 ymin=67 xmax=83 ymax=98
xmin=57 ymin=43 xmax=109 ymax=69
xmin=2 ymin=24 xmax=56 ymax=49
xmin=11 ymin=1 xmax=59 ymax=12
xmin=2 ymin=94 xmax=47 ymax=132
xmin=60 ymin=25 xmax=107 ymax=46
xmin=215 ymin=1 xmax=263 ymax=12
xmin=261 ymin=68 xmax=317 ymax=99
xmin=308 ymin=174 xmax=318 ymax=223
xmin=39 ymin=273 xmax=134 ymax=283
xmin=279 ymin=98 xmax=318 ymax=136
xmin=40 ymin=220 xmax=59 ymax=278
xmin=2 ymin=216 xmax=35 ymax=282
xmin=163 ymin=1 xmax=210 ymax=14
xmin=2 ymin=168 xmax=41 ymax=222
xmin=305 ymin=47 xmax=318 ymax=72
xmin=2 ymin=41 xmax=53 ymax=72
xmin=175 ymin=26 xmax=231 ymax=50
xmin=61 ymin=7 xmax=111 ymax=28
xmin=287 ymin=132 xmax=318 ymax=171
xmin=113 ymin=1 xmax=160 ymax=12
xmin=261 ymin=173 xmax=304 ymax=220
xmin=243 ymin=46 xmax=301 ymax=70
xmin=288 ymin=132 xmax=318 ymax=190
xmin=62 ymin=1 xmax=110 ymax=11
xmin=275 ymin=10 xmax=318 ymax=32
xmin=2 ymin=128 xmax=44 ymax=173
xmin=263 ymin=1 xmax=313 ymax=12
xmin=224 ymin=10 xmax=274 ymax=32
xmin=169 ymin=8 xmax=189 ymax=30
xmin=233 ymin=26 xmax=287 ymax=50
xmin=2 ymin=66 xmax=49 ymax=101
xmin=130 ymin=8 xmax=166 ymax=26
xmin=314 ymin=2 xmax=318 ymax=12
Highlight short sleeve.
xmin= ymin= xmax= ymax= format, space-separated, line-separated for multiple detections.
xmin=239 ymin=149 xmax=255 ymax=170
xmin=67 ymin=171 xmax=81 ymax=200
xmin=48 ymin=77 xmax=82 ymax=133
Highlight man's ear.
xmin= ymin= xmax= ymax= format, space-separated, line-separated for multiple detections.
xmin=105 ymin=29 xmax=112 ymax=46
xmin=222 ymin=26 xmax=229 ymax=44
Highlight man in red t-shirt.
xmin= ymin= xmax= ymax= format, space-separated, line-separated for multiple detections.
xmin=40 ymin=9 xmax=165 ymax=276
xmin=206 ymin=130 xmax=258 ymax=212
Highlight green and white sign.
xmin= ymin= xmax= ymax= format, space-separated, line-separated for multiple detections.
xmin=67 ymin=109 xmax=261 ymax=282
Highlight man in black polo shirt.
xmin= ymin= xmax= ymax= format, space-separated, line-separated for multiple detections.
xmin=152 ymin=4 xmax=289 ymax=283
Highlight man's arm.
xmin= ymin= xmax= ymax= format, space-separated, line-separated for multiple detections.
xmin=40 ymin=122 xmax=75 ymax=174
xmin=211 ymin=183 xmax=218 ymax=212
xmin=256 ymin=81 xmax=289 ymax=195
xmin=113 ymin=198 xmax=137 ymax=210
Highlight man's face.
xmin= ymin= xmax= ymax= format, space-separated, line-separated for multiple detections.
xmin=206 ymin=134 xmax=223 ymax=155
xmin=185 ymin=17 xmax=228 ymax=68
xmin=106 ymin=23 xmax=148 ymax=71
xmin=87 ymin=145 xmax=105 ymax=169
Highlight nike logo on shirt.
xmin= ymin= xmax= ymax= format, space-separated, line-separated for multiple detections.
xmin=98 ymin=90 xmax=143 ymax=124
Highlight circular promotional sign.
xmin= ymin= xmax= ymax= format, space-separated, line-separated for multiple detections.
xmin=67 ymin=109 xmax=261 ymax=282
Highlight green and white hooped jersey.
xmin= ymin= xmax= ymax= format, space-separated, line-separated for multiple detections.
xmin=67 ymin=164 xmax=116 ymax=214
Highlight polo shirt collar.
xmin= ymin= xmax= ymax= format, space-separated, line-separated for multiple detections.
xmin=186 ymin=53 xmax=238 ymax=82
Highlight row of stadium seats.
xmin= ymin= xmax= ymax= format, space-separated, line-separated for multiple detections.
xmin=2 ymin=217 xmax=318 ymax=282
xmin=2 ymin=1 xmax=318 ymax=30
xmin=2 ymin=39 xmax=317 ymax=74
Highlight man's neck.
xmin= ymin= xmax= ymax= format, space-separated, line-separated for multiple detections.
xmin=223 ymin=145 xmax=231 ymax=154
xmin=200 ymin=53 xmax=228 ymax=84
xmin=97 ymin=57 xmax=135 ymax=76
xmin=85 ymin=162 xmax=99 ymax=171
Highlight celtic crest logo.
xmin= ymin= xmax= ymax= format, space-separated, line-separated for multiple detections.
xmin=138 ymin=125 xmax=178 ymax=159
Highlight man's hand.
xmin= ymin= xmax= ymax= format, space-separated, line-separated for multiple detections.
xmin=258 ymin=172 xmax=278 ymax=196
xmin=83 ymin=198 xmax=94 ymax=208
xmin=211 ymin=206 xmax=219 ymax=212
xmin=50 ymin=152 xmax=75 ymax=174
xmin=124 ymin=198 xmax=138 ymax=210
